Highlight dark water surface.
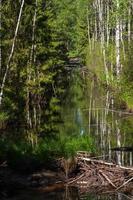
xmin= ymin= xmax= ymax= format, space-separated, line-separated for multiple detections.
xmin=1 ymin=187 xmax=131 ymax=200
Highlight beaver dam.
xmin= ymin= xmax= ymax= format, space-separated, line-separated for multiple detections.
xmin=66 ymin=151 xmax=133 ymax=194
xmin=0 ymin=151 xmax=133 ymax=199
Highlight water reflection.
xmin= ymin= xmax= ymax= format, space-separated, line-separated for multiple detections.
xmin=81 ymin=193 xmax=131 ymax=200
xmin=61 ymin=70 xmax=133 ymax=166
xmin=1 ymin=69 xmax=132 ymax=200
xmin=1 ymin=187 xmax=131 ymax=200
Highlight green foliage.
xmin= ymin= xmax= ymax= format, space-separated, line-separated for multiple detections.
xmin=58 ymin=135 xmax=94 ymax=158
xmin=0 ymin=134 xmax=94 ymax=170
xmin=1 ymin=0 xmax=133 ymax=168
xmin=1 ymin=0 xmax=70 ymax=134
xmin=0 ymin=112 xmax=9 ymax=122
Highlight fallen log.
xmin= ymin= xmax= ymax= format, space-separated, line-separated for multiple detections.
xmin=77 ymin=156 xmax=133 ymax=171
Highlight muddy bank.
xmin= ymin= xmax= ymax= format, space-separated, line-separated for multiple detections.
xmin=0 ymin=160 xmax=66 ymax=198
xmin=0 ymin=166 xmax=65 ymax=188
xmin=0 ymin=156 xmax=80 ymax=190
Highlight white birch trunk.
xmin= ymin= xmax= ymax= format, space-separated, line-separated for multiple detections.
xmin=111 ymin=34 xmax=114 ymax=82
xmin=96 ymin=109 xmax=99 ymax=135
xmin=93 ymin=1 xmax=98 ymax=44
xmin=95 ymin=9 xmax=98 ymax=42
xmin=0 ymin=0 xmax=25 ymax=105
xmin=33 ymin=0 xmax=38 ymax=129
xmin=97 ymin=0 xmax=109 ymax=85
xmin=115 ymin=0 xmax=121 ymax=79
xmin=120 ymin=20 xmax=126 ymax=61
xmin=111 ymin=97 xmax=114 ymax=132
xmin=108 ymin=126 xmax=111 ymax=161
xmin=0 ymin=0 xmax=1 ymax=74
xmin=33 ymin=105 xmax=37 ymax=128
xmin=27 ymin=0 xmax=37 ymax=128
xmin=115 ymin=119 xmax=121 ymax=166
xmin=89 ymin=83 xmax=92 ymax=135
xmin=87 ymin=8 xmax=91 ymax=51
xmin=129 ymin=152 xmax=132 ymax=166
xmin=128 ymin=2 xmax=131 ymax=44
xmin=106 ymin=1 xmax=110 ymax=47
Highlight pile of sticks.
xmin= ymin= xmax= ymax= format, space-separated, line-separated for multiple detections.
xmin=68 ymin=151 xmax=133 ymax=194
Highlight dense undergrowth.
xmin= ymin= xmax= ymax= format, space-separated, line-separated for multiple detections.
xmin=0 ymin=134 xmax=94 ymax=171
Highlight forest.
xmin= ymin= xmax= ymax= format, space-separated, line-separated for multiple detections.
xmin=0 ymin=0 xmax=133 ymax=199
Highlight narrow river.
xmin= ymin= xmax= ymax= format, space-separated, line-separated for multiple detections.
xmin=61 ymin=69 xmax=133 ymax=166
xmin=2 ymin=187 xmax=132 ymax=200
xmin=1 ymin=69 xmax=133 ymax=200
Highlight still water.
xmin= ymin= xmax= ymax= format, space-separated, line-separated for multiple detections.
xmin=1 ymin=187 xmax=131 ymax=200
xmin=1 ymin=69 xmax=133 ymax=200
xmin=61 ymin=69 xmax=133 ymax=166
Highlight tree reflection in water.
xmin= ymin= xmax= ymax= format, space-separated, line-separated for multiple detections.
xmin=0 ymin=187 xmax=131 ymax=200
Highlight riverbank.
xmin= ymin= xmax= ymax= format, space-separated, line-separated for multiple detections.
xmin=0 ymin=162 xmax=65 ymax=198
xmin=0 ymin=153 xmax=133 ymax=198
xmin=0 ymin=159 xmax=65 ymax=188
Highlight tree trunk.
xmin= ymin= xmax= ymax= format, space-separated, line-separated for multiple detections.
xmin=120 ymin=20 xmax=126 ymax=61
xmin=97 ymin=0 xmax=109 ymax=85
xmin=115 ymin=119 xmax=121 ymax=166
xmin=115 ymin=0 xmax=121 ymax=79
xmin=87 ymin=7 xmax=91 ymax=51
xmin=106 ymin=1 xmax=110 ymax=47
xmin=26 ymin=0 xmax=38 ymax=128
xmin=88 ymin=82 xmax=93 ymax=135
xmin=128 ymin=1 xmax=131 ymax=44
xmin=0 ymin=0 xmax=1 ymax=75
xmin=0 ymin=0 xmax=25 ymax=106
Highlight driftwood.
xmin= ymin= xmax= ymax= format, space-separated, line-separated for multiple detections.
xmin=68 ymin=152 xmax=133 ymax=194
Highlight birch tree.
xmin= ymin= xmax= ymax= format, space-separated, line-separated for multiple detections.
xmin=0 ymin=0 xmax=25 ymax=106
xmin=0 ymin=0 xmax=1 ymax=75
xmin=26 ymin=0 xmax=38 ymax=128
xmin=128 ymin=1 xmax=131 ymax=44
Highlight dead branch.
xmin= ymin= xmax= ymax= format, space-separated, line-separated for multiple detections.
xmin=78 ymin=157 xmax=133 ymax=171
xmin=99 ymin=170 xmax=117 ymax=188
xmin=116 ymin=177 xmax=133 ymax=190
xmin=67 ymin=174 xmax=84 ymax=185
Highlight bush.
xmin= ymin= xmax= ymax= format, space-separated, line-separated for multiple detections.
xmin=0 ymin=134 xmax=95 ymax=171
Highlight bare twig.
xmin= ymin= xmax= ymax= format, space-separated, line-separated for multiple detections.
xmin=116 ymin=177 xmax=133 ymax=190
xmin=99 ymin=170 xmax=117 ymax=188
xmin=67 ymin=174 xmax=84 ymax=185
xmin=117 ymin=192 xmax=133 ymax=200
